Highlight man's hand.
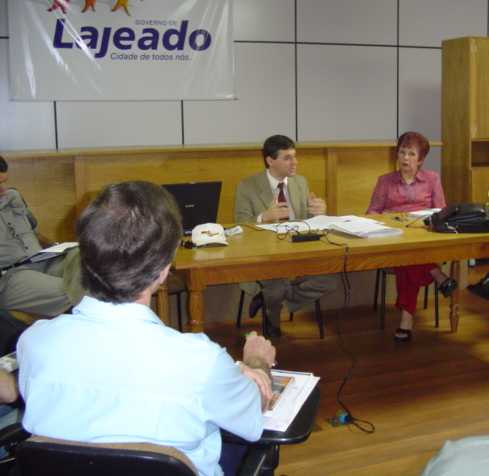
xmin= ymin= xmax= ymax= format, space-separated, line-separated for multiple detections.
xmin=261 ymin=198 xmax=290 ymax=223
xmin=243 ymin=331 xmax=276 ymax=370
xmin=0 ymin=369 xmax=18 ymax=404
xmin=308 ymin=192 xmax=326 ymax=216
xmin=238 ymin=363 xmax=273 ymax=411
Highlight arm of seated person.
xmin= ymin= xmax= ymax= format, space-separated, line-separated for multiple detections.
xmin=366 ymin=177 xmax=387 ymax=214
xmin=260 ymin=199 xmax=290 ymax=223
xmin=237 ymin=363 xmax=273 ymax=411
xmin=202 ymin=350 xmax=265 ymax=441
xmin=0 ymin=370 xmax=18 ymax=404
xmin=307 ymin=192 xmax=326 ymax=216
xmin=241 ymin=332 xmax=276 ymax=410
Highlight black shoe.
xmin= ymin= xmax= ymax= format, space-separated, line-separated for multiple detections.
xmin=468 ymin=273 xmax=489 ymax=300
xmin=394 ymin=328 xmax=412 ymax=342
xmin=248 ymin=293 xmax=263 ymax=318
xmin=439 ymin=278 xmax=457 ymax=298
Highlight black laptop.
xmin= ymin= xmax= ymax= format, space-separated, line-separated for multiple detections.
xmin=162 ymin=181 xmax=222 ymax=235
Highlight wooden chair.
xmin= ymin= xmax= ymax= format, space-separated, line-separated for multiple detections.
xmin=0 ymin=423 xmax=269 ymax=476
xmin=236 ymin=290 xmax=324 ymax=339
xmin=373 ymin=269 xmax=440 ymax=329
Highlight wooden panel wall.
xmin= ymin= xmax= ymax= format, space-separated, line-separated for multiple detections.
xmin=3 ymin=141 xmax=407 ymax=241
xmin=442 ymin=37 xmax=473 ymax=204
xmin=7 ymin=155 xmax=76 ymax=241
xmin=475 ymin=40 xmax=489 ymax=139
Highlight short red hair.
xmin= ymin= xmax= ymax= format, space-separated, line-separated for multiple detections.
xmin=396 ymin=131 xmax=430 ymax=161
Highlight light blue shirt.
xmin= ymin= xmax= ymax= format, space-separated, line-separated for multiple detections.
xmin=422 ymin=436 xmax=489 ymax=476
xmin=17 ymin=296 xmax=263 ymax=476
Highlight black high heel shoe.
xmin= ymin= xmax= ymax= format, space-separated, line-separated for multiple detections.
xmin=394 ymin=328 xmax=412 ymax=342
xmin=439 ymin=278 xmax=457 ymax=298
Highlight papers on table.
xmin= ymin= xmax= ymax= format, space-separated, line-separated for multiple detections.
xmin=328 ymin=221 xmax=403 ymax=238
xmin=256 ymin=215 xmax=403 ymax=238
xmin=407 ymin=208 xmax=441 ymax=219
xmin=263 ymin=369 xmax=319 ymax=432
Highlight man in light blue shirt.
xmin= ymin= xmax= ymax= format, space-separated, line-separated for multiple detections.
xmin=17 ymin=181 xmax=276 ymax=476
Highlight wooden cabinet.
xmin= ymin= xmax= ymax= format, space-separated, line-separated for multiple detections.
xmin=442 ymin=37 xmax=489 ymax=205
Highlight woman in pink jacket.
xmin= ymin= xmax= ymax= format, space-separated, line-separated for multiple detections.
xmin=367 ymin=131 xmax=457 ymax=342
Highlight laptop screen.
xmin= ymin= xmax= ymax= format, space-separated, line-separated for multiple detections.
xmin=162 ymin=181 xmax=222 ymax=234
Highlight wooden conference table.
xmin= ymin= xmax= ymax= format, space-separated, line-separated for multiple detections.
xmin=165 ymin=215 xmax=489 ymax=333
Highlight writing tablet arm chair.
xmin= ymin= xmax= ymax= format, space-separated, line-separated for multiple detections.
xmin=222 ymin=384 xmax=320 ymax=476
xmin=0 ymin=423 xmax=269 ymax=476
xmin=0 ymin=422 xmax=30 ymax=474
xmin=0 ymin=423 xmax=197 ymax=476
xmin=15 ymin=437 xmax=199 ymax=476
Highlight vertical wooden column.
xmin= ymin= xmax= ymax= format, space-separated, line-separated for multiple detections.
xmin=325 ymin=148 xmax=338 ymax=216
xmin=73 ymin=155 xmax=90 ymax=215
xmin=155 ymin=282 xmax=171 ymax=326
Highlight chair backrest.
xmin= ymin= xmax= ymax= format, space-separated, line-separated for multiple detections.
xmin=16 ymin=435 xmax=198 ymax=476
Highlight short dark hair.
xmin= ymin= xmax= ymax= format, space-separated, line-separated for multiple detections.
xmin=262 ymin=135 xmax=295 ymax=168
xmin=396 ymin=131 xmax=430 ymax=162
xmin=0 ymin=156 xmax=8 ymax=173
xmin=76 ymin=181 xmax=182 ymax=303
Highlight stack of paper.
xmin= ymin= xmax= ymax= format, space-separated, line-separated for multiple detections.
xmin=256 ymin=215 xmax=386 ymax=234
xmin=407 ymin=208 xmax=441 ymax=219
xmin=19 ymin=242 xmax=78 ymax=265
xmin=329 ymin=221 xmax=403 ymax=238
xmin=263 ymin=369 xmax=319 ymax=432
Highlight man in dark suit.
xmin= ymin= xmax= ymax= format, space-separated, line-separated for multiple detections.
xmin=235 ymin=135 xmax=336 ymax=336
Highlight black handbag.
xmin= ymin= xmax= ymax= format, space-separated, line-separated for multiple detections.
xmin=424 ymin=203 xmax=489 ymax=233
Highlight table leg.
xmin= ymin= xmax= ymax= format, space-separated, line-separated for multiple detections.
xmin=155 ymin=282 xmax=170 ymax=326
xmin=188 ymin=288 xmax=205 ymax=333
xmin=449 ymin=261 xmax=461 ymax=333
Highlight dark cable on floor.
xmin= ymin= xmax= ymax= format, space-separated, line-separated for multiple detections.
xmin=322 ymin=231 xmax=376 ymax=434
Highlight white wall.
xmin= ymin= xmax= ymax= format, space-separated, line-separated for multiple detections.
xmin=1 ymin=0 xmax=487 ymax=160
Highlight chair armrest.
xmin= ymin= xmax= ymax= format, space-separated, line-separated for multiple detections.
xmin=0 ymin=422 xmax=30 ymax=449
xmin=238 ymin=446 xmax=268 ymax=476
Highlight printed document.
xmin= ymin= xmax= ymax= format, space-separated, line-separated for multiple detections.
xmin=21 ymin=242 xmax=78 ymax=264
xmin=256 ymin=215 xmax=383 ymax=234
xmin=407 ymin=208 xmax=441 ymax=219
xmin=255 ymin=215 xmax=401 ymax=238
xmin=264 ymin=369 xmax=319 ymax=432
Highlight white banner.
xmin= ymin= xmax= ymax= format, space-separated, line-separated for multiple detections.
xmin=8 ymin=0 xmax=235 ymax=101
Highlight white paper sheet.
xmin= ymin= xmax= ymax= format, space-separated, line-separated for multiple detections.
xmin=263 ymin=369 xmax=320 ymax=432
